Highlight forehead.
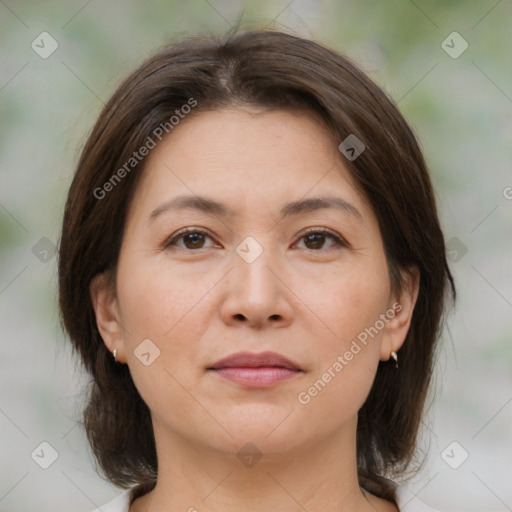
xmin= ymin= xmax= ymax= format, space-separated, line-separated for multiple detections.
xmin=126 ymin=108 xmax=368 ymax=225
xmin=149 ymin=107 xmax=337 ymax=168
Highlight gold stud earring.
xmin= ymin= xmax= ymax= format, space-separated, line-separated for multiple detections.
xmin=113 ymin=348 xmax=117 ymax=362
xmin=390 ymin=351 xmax=398 ymax=368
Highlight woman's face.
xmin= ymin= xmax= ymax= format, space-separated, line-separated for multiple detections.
xmin=91 ymin=107 xmax=416 ymax=458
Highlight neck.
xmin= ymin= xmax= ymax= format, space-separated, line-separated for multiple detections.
xmin=130 ymin=416 xmax=397 ymax=512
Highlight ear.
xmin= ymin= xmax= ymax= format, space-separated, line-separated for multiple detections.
xmin=89 ymin=272 xmax=127 ymax=364
xmin=379 ymin=266 xmax=420 ymax=362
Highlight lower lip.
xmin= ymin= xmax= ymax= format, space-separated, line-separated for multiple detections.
xmin=210 ymin=366 xmax=301 ymax=388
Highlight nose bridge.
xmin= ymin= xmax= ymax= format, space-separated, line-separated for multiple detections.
xmin=220 ymin=235 xmax=293 ymax=327
xmin=235 ymin=236 xmax=279 ymax=300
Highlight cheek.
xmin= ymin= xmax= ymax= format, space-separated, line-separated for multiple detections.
xmin=115 ymin=257 xmax=223 ymax=392
xmin=114 ymin=265 xmax=210 ymax=416
xmin=309 ymin=258 xmax=390 ymax=342
xmin=295 ymin=261 xmax=390 ymax=411
xmin=117 ymin=259 xmax=210 ymax=339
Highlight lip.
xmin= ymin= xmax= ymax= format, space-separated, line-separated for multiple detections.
xmin=207 ymin=351 xmax=303 ymax=388
xmin=209 ymin=351 xmax=302 ymax=371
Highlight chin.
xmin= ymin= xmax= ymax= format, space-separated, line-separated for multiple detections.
xmin=218 ymin=409 xmax=309 ymax=450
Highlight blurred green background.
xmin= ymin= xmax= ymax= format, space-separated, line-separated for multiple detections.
xmin=1 ymin=1 xmax=511 ymax=510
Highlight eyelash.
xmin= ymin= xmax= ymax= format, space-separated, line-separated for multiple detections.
xmin=163 ymin=227 xmax=349 ymax=251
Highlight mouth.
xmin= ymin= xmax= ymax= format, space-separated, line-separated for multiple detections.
xmin=207 ymin=351 xmax=304 ymax=388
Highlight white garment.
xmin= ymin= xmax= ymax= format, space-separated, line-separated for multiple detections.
xmin=91 ymin=483 xmax=439 ymax=511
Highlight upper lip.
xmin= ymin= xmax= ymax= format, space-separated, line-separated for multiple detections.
xmin=208 ymin=351 xmax=302 ymax=371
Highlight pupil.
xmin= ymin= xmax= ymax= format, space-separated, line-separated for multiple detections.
xmin=186 ymin=233 xmax=203 ymax=247
xmin=307 ymin=233 xmax=324 ymax=248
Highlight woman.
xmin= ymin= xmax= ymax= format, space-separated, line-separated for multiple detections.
xmin=58 ymin=28 xmax=456 ymax=512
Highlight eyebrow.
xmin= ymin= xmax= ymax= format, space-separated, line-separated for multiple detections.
xmin=147 ymin=194 xmax=363 ymax=224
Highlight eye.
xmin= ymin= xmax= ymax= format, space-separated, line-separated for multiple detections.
xmin=164 ymin=228 xmax=217 ymax=250
xmin=163 ymin=227 xmax=349 ymax=252
xmin=294 ymin=228 xmax=348 ymax=251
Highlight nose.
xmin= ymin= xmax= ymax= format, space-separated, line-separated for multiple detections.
xmin=219 ymin=245 xmax=294 ymax=330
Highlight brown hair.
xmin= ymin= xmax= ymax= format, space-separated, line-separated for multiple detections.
xmin=58 ymin=27 xmax=456 ymax=504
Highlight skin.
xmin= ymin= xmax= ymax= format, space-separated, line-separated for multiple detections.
xmin=90 ymin=107 xmax=420 ymax=512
